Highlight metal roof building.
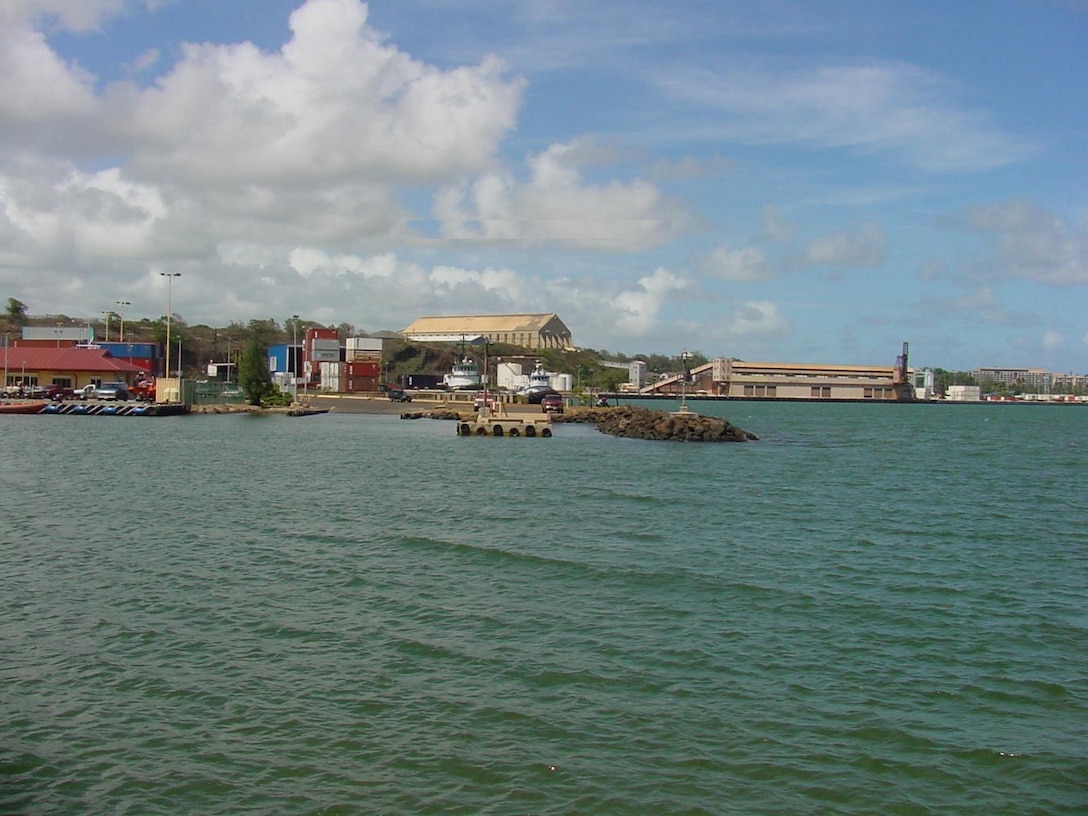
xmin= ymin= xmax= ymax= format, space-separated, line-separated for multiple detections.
xmin=3 ymin=346 xmax=144 ymax=391
xmin=402 ymin=314 xmax=573 ymax=349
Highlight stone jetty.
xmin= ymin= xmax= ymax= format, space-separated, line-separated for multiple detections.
xmin=400 ymin=403 xmax=756 ymax=442
xmin=556 ymin=406 xmax=757 ymax=442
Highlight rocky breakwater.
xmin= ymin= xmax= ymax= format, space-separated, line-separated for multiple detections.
xmin=556 ymin=406 xmax=757 ymax=442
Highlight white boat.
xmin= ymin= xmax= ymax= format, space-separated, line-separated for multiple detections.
xmin=443 ymin=356 xmax=481 ymax=390
xmin=516 ymin=361 xmax=552 ymax=397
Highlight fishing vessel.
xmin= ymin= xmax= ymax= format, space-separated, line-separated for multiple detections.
xmin=443 ymin=356 xmax=481 ymax=390
xmin=516 ymin=361 xmax=552 ymax=397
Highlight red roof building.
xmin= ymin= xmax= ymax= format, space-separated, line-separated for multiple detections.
xmin=2 ymin=346 xmax=144 ymax=391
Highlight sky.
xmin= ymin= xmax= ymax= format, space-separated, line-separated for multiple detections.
xmin=1 ymin=0 xmax=1086 ymax=372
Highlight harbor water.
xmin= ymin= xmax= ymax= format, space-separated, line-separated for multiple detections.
xmin=2 ymin=401 xmax=1086 ymax=814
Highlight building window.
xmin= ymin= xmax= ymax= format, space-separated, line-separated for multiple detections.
xmin=811 ymin=386 xmax=831 ymax=398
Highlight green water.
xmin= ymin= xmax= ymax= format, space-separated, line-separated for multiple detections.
xmin=2 ymin=402 xmax=1086 ymax=814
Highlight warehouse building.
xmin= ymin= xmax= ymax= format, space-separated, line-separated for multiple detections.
xmin=643 ymin=345 xmax=914 ymax=401
xmin=401 ymin=314 xmax=573 ymax=350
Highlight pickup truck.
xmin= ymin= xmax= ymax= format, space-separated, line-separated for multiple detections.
xmin=77 ymin=382 xmax=131 ymax=401
xmin=44 ymin=384 xmax=75 ymax=400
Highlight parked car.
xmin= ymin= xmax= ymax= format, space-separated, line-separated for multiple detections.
xmin=541 ymin=393 xmax=564 ymax=414
xmin=387 ymin=388 xmax=412 ymax=402
xmin=78 ymin=382 xmax=131 ymax=401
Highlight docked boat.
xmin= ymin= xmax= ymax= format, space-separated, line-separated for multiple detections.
xmin=443 ymin=356 xmax=481 ymax=391
xmin=516 ymin=361 xmax=552 ymax=397
xmin=0 ymin=401 xmax=45 ymax=414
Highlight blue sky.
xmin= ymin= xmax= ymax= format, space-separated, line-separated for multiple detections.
xmin=1 ymin=0 xmax=1085 ymax=372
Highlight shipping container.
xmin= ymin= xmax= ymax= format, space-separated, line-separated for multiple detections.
xmin=99 ymin=342 xmax=159 ymax=360
xmin=344 ymin=361 xmax=380 ymax=377
xmin=346 ymin=349 xmax=381 ymax=363
xmin=403 ymin=373 xmax=444 ymax=389
xmin=343 ymin=375 xmax=379 ymax=393
xmin=345 ymin=336 xmax=384 ymax=353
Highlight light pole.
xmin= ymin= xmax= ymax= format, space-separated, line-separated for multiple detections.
xmin=116 ymin=300 xmax=131 ymax=342
xmin=678 ymin=349 xmax=692 ymax=413
xmin=159 ymin=272 xmax=181 ymax=378
xmin=291 ymin=314 xmax=299 ymax=404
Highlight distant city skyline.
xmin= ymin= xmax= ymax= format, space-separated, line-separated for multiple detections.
xmin=0 ymin=0 xmax=1084 ymax=373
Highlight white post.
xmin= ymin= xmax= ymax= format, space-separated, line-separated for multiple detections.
xmin=116 ymin=300 xmax=131 ymax=342
xmin=292 ymin=314 xmax=299 ymax=404
xmin=159 ymin=272 xmax=181 ymax=379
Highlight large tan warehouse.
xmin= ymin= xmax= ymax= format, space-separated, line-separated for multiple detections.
xmin=402 ymin=314 xmax=573 ymax=350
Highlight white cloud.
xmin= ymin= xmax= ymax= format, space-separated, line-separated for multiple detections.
xmin=649 ymin=154 xmax=732 ymax=182
xmin=127 ymin=48 xmax=161 ymax=75
xmin=925 ymin=285 xmax=1031 ymax=327
xmin=961 ymin=200 xmax=1088 ymax=286
xmin=723 ymin=300 xmax=789 ymax=337
xmin=761 ymin=205 xmax=795 ymax=244
xmin=804 ymin=222 xmax=887 ymax=268
xmin=656 ymin=61 xmax=1034 ymax=172
xmin=434 ymin=137 xmax=687 ymax=250
xmin=113 ymin=0 xmax=524 ymax=189
xmin=700 ymin=245 xmax=773 ymax=281
xmin=1 ymin=0 xmax=132 ymax=33
xmin=0 ymin=22 xmax=97 ymax=126
xmin=610 ymin=267 xmax=689 ymax=335
xmin=288 ymin=247 xmax=398 ymax=279
xmin=1042 ymin=330 xmax=1063 ymax=351
xmin=0 ymin=0 xmax=532 ymax=306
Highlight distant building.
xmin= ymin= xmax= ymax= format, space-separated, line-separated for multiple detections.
xmin=402 ymin=314 xmax=573 ymax=349
xmin=914 ymin=368 xmax=935 ymax=401
xmin=946 ymin=385 xmax=981 ymax=401
xmin=973 ymin=367 xmax=1051 ymax=389
xmin=641 ymin=352 xmax=914 ymax=401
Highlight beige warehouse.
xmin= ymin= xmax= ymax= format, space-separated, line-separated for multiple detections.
xmin=402 ymin=314 xmax=573 ymax=349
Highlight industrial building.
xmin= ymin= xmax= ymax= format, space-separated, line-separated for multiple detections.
xmin=642 ymin=345 xmax=914 ymax=401
xmin=401 ymin=314 xmax=573 ymax=350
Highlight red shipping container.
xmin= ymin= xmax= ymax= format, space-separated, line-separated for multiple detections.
xmin=342 ymin=375 xmax=379 ymax=393
xmin=344 ymin=361 xmax=380 ymax=377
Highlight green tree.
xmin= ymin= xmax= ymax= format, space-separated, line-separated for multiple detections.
xmin=6 ymin=298 xmax=28 ymax=326
xmin=247 ymin=318 xmax=280 ymax=345
xmin=238 ymin=337 xmax=274 ymax=406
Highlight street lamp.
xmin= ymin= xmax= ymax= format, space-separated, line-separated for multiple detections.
xmin=159 ymin=272 xmax=181 ymax=378
xmin=116 ymin=300 xmax=131 ymax=342
xmin=291 ymin=314 xmax=299 ymax=404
